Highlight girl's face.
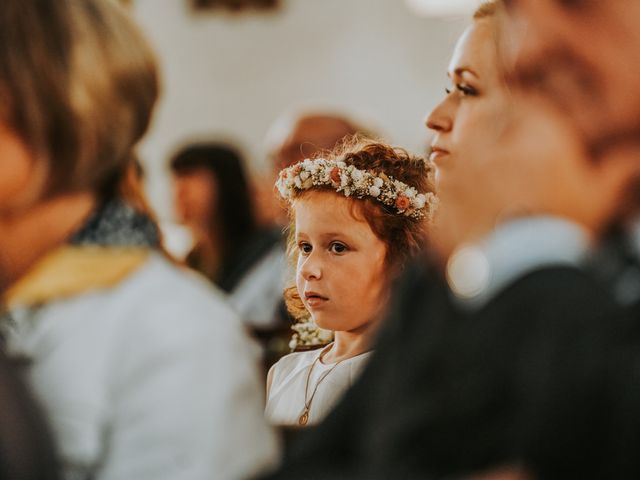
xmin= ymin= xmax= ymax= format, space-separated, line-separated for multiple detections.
xmin=294 ymin=190 xmax=388 ymax=333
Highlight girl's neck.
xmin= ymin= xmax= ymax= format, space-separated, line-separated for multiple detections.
xmin=322 ymin=325 xmax=375 ymax=364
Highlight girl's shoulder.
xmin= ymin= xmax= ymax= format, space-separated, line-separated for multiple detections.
xmin=269 ymin=349 xmax=322 ymax=384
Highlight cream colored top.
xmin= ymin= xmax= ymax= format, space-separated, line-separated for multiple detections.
xmin=265 ymin=345 xmax=372 ymax=427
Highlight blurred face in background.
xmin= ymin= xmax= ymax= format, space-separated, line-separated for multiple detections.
xmin=173 ymin=169 xmax=217 ymax=236
xmin=503 ymin=0 xmax=640 ymax=159
xmin=294 ymin=191 xmax=388 ymax=333
xmin=426 ymin=15 xmax=636 ymax=257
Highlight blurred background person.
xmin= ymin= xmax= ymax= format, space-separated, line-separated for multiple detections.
xmin=170 ymin=142 xmax=286 ymax=326
xmin=0 ymin=1 xmax=277 ymax=478
xmin=258 ymin=110 xmax=376 ymax=228
xmin=170 ymin=142 xmax=291 ymax=375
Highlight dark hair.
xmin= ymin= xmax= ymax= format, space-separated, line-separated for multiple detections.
xmin=283 ymin=135 xmax=436 ymax=319
xmin=170 ymin=142 xmax=258 ymax=266
xmin=0 ymin=0 xmax=159 ymax=200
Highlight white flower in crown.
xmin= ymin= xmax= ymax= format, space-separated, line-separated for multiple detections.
xmin=275 ymin=157 xmax=436 ymax=219
xmin=289 ymin=318 xmax=334 ymax=351
xmin=340 ymin=171 xmax=350 ymax=188
xmin=404 ymin=187 xmax=418 ymax=199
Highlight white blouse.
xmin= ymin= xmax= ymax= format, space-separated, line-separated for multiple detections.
xmin=265 ymin=345 xmax=372 ymax=427
xmin=6 ymin=253 xmax=278 ymax=480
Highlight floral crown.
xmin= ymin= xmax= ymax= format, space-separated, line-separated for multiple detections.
xmin=276 ymin=158 xmax=437 ymax=219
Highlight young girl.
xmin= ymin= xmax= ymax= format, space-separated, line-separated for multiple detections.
xmin=265 ymin=137 xmax=437 ymax=426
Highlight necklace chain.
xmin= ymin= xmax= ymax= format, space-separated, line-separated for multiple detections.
xmin=298 ymin=344 xmax=344 ymax=426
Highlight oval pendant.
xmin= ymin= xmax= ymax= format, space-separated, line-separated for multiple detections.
xmin=298 ymin=411 xmax=309 ymax=426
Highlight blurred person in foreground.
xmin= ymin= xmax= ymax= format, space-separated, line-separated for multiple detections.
xmin=502 ymin=0 xmax=640 ymax=306
xmin=0 ymin=1 xmax=277 ymax=478
xmin=502 ymin=0 xmax=640 ymax=162
xmin=0 ymin=350 xmax=59 ymax=480
xmin=171 ymin=142 xmax=286 ymax=329
xmin=263 ymin=1 xmax=640 ymax=478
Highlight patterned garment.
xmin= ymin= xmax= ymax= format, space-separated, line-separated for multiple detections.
xmin=70 ymin=198 xmax=160 ymax=248
xmin=0 ymin=198 xmax=160 ymax=342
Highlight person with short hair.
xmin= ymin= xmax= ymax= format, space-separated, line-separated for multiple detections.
xmin=0 ymin=1 xmax=277 ymax=479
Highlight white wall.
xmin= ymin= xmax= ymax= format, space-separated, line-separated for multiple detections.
xmin=131 ymin=0 xmax=468 ymax=219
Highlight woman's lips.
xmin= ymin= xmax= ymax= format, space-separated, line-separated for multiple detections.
xmin=429 ymin=146 xmax=450 ymax=163
xmin=304 ymin=292 xmax=329 ymax=309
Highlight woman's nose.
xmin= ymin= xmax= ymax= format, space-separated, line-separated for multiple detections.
xmin=426 ymin=98 xmax=454 ymax=133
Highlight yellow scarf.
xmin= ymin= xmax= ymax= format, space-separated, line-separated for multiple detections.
xmin=3 ymin=246 xmax=148 ymax=309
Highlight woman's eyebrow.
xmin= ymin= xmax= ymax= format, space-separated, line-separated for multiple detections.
xmin=453 ymin=66 xmax=480 ymax=78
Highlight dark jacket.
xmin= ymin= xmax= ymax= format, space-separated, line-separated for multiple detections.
xmin=264 ymin=260 xmax=622 ymax=479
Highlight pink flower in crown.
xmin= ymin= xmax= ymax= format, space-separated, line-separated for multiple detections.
xmin=292 ymin=165 xmax=302 ymax=176
xmin=330 ymin=167 xmax=342 ymax=185
xmin=395 ymin=195 xmax=411 ymax=211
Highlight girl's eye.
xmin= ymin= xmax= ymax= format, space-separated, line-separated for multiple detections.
xmin=299 ymin=242 xmax=312 ymax=255
xmin=456 ymin=83 xmax=477 ymax=96
xmin=329 ymin=242 xmax=348 ymax=254
xmin=445 ymin=86 xmax=452 ymax=95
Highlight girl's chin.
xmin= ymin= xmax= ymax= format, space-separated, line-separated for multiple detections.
xmin=313 ymin=315 xmax=370 ymax=334
xmin=312 ymin=314 xmax=341 ymax=332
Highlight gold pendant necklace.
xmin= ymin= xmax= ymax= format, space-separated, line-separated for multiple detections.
xmin=299 ymin=344 xmax=344 ymax=426
xmin=298 ymin=408 xmax=310 ymax=426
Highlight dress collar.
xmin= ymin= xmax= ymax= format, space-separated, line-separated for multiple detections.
xmin=446 ymin=216 xmax=591 ymax=310
xmin=2 ymin=198 xmax=157 ymax=309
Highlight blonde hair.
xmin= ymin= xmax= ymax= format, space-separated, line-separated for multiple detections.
xmin=0 ymin=0 xmax=159 ymax=199
xmin=474 ymin=0 xmax=501 ymax=19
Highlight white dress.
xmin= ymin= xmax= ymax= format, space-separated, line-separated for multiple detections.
xmin=265 ymin=345 xmax=372 ymax=426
